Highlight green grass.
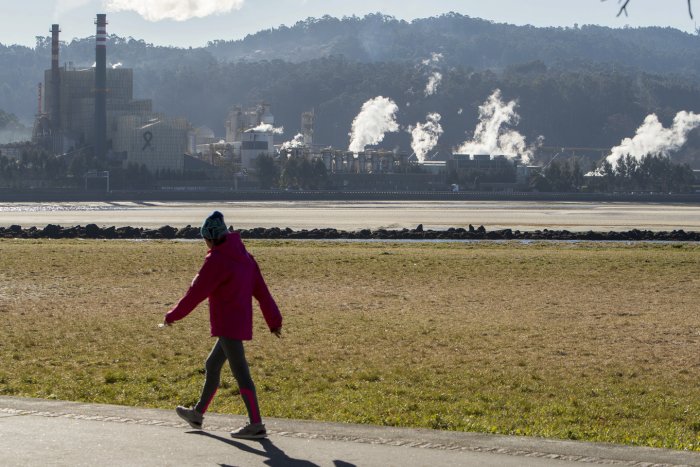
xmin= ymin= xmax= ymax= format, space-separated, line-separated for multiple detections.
xmin=0 ymin=239 xmax=699 ymax=450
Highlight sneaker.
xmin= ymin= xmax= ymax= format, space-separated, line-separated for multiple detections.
xmin=230 ymin=422 xmax=267 ymax=439
xmin=176 ymin=406 xmax=203 ymax=429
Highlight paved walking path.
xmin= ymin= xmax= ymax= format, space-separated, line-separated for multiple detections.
xmin=0 ymin=396 xmax=698 ymax=466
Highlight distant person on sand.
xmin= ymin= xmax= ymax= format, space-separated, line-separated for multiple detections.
xmin=163 ymin=210 xmax=282 ymax=439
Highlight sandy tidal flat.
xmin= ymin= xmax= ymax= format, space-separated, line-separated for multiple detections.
xmin=0 ymin=200 xmax=699 ymax=231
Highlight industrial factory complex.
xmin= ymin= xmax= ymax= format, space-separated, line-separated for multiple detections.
xmin=32 ymin=15 xmax=193 ymax=173
xmin=3 ymin=13 xmax=541 ymax=194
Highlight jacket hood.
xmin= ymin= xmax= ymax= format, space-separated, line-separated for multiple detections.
xmin=213 ymin=232 xmax=248 ymax=260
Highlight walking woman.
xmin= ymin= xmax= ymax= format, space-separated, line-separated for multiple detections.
xmin=164 ymin=211 xmax=282 ymax=439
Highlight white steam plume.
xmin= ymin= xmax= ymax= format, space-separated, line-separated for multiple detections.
xmin=408 ymin=113 xmax=443 ymax=162
xmin=604 ymin=111 xmax=700 ymax=170
xmin=456 ymin=89 xmax=539 ymax=164
xmin=424 ymin=72 xmax=442 ymax=97
xmin=421 ymin=52 xmax=443 ymax=97
xmin=348 ymin=96 xmax=399 ymax=153
xmin=106 ymin=0 xmax=244 ymax=21
xmin=111 ymin=62 xmax=123 ymax=69
xmin=421 ymin=52 xmax=443 ymax=66
xmin=281 ymin=133 xmax=305 ymax=150
xmin=247 ymin=123 xmax=284 ymax=134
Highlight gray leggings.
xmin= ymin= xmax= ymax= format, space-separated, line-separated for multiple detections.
xmin=194 ymin=337 xmax=261 ymax=424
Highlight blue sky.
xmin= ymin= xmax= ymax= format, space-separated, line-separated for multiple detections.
xmin=1 ymin=0 xmax=697 ymax=48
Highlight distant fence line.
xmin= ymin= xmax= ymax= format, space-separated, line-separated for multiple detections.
xmin=1 ymin=189 xmax=700 ymax=203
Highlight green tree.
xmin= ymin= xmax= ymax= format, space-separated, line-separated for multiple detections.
xmin=255 ymin=154 xmax=280 ymax=189
xmin=537 ymin=158 xmax=585 ymax=192
xmin=589 ymin=154 xmax=696 ymax=193
xmin=280 ymin=156 xmax=301 ymax=188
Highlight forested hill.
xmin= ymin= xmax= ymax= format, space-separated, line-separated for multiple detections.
xmin=205 ymin=13 xmax=700 ymax=74
xmin=1 ymin=13 xmax=700 ymax=164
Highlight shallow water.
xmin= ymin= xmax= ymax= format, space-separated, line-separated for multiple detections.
xmin=0 ymin=200 xmax=698 ymax=231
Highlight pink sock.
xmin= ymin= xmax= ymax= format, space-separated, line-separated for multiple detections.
xmin=240 ymin=388 xmax=261 ymax=424
xmin=198 ymin=388 xmax=218 ymax=414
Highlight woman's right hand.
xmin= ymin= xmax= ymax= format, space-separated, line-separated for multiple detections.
xmin=270 ymin=326 xmax=282 ymax=338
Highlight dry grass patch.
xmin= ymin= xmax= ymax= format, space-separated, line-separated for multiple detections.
xmin=0 ymin=239 xmax=699 ymax=450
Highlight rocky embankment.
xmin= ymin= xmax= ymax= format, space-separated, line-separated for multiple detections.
xmin=0 ymin=224 xmax=698 ymax=241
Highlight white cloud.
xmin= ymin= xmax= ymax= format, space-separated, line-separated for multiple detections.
xmin=105 ymin=0 xmax=245 ymax=22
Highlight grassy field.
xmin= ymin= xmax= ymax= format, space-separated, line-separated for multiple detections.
xmin=0 ymin=239 xmax=699 ymax=450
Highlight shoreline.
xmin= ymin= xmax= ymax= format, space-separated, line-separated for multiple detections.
xmin=1 ymin=224 xmax=698 ymax=241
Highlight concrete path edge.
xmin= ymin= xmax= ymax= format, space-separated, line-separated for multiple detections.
xmin=1 ymin=396 xmax=698 ymax=466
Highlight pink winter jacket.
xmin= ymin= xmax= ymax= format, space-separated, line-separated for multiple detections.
xmin=165 ymin=232 xmax=282 ymax=340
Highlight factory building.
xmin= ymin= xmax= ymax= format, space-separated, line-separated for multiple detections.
xmin=194 ymin=126 xmax=217 ymax=146
xmin=112 ymin=114 xmax=191 ymax=172
xmin=451 ymin=153 xmax=509 ymax=169
xmin=448 ymin=153 xmax=536 ymax=189
xmin=225 ymin=103 xmax=274 ymax=143
xmin=35 ymin=15 xmax=193 ymax=173
xmin=192 ymin=102 xmax=278 ymax=173
xmin=240 ymin=129 xmax=274 ymax=169
xmin=43 ymin=66 xmax=152 ymax=149
xmin=276 ymin=145 xmax=417 ymax=175
xmin=301 ymin=109 xmax=314 ymax=145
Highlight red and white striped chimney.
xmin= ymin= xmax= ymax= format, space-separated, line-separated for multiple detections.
xmin=94 ymin=14 xmax=107 ymax=159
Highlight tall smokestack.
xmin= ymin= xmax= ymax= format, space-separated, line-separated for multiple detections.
xmin=50 ymin=24 xmax=60 ymax=131
xmin=94 ymin=14 xmax=107 ymax=159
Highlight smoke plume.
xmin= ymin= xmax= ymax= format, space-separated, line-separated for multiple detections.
xmin=348 ymin=96 xmax=399 ymax=153
xmin=247 ymin=123 xmax=284 ymax=134
xmin=456 ymin=89 xmax=539 ymax=164
xmin=604 ymin=111 xmax=700 ymax=169
xmin=421 ymin=53 xmax=443 ymax=97
xmin=424 ymin=72 xmax=442 ymax=97
xmin=105 ymin=0 xmax=244 ymax=21
xmin=421 ymin=52 xmax=443 ymax=66
xmin=408 ymin=113 xmax=443 ymax=162
xmin=281 ymin=133 xmax=305 ymax=150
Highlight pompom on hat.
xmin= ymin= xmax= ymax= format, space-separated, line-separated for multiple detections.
xmin=201 ymin=211 xmax=228 ymax=240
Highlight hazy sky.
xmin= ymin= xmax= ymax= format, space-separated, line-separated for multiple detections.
xmin=1 ymin=0 xmax=697 ymax=48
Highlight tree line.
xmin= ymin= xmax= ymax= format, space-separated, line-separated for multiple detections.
xmin=0 ymin=145 xmax=204 ymax=190
xmin=256 ymin=154 xmax=329 ymax=190
xmin=1 ymin=144 xmax=695 ymax=193
xmin=533 ymin=155 xmax=696 ymax=193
